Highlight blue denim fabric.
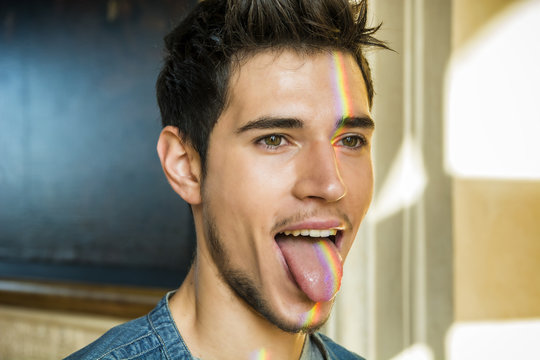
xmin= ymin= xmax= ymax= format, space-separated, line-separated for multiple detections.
xmin=314 ymin=333 xmax=365 ymax=360
xmin=64 ymin=292 xmax=365 ymax=360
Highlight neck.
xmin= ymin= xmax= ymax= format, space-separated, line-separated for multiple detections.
xmin=168 ymin=247 xmax=306 ymax=360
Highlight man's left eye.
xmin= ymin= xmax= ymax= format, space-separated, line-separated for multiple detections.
xmin=336 ymin=135 xmax=365 ymax=148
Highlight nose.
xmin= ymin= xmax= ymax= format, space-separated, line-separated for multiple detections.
xmin=292 ymin=141 xmax=347 ymax=202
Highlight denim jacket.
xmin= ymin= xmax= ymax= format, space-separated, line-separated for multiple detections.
xmin=64 ymin=292 xmax=364 ymax=360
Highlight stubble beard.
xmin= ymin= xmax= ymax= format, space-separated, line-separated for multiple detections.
xmin=201 ymin=204 xmax=331 ymax=334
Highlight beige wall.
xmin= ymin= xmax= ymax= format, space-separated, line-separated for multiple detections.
xmin=452 ymin=0 xmax=518 ymax=48
xmin=452 ymin=0 xmax=540 ymax=322
xmin=364 ymin=0 xmax=454 ymax=359
xmin=0 ymin=305 xmax=126 ymax=360
xmin=454 ymin=179 xmax=540 ymax=320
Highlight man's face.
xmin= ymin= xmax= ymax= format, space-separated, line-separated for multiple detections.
xmin=201 ymin=49 xmax=373 ymax=332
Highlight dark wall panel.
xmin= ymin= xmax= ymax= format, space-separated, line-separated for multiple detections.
xmin=0 ymin=0 xmax=197 ymax=287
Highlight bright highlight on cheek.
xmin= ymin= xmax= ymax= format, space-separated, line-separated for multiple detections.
xmin=250 ymin=348 xmax=270 ymax=360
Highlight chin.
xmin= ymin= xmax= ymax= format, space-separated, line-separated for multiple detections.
xmin=270 ymin=300 xmax=334 ymax=334
xmin=293 ymin=299 xmax=335 ymax=334
xmin=224 ymin=266 xmax=335 ymax=334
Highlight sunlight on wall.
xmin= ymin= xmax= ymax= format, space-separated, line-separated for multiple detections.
xmin=447 ymin=319 xmax=540 ymax=360
xmin=389 ymin=343 xmax=433 ymax=360
xmin=445 ymin=0 xmax=540 ymax=179
xmin=370 ymin=133 xmax=428 ymax=222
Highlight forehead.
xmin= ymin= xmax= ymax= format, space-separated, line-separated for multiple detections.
xmin=222 ymin=49 xmax=370 ymax=125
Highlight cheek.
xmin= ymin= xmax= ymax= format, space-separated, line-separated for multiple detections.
xmin=341 ymin=157 xmax=374 ymax=204
xmin=205 ymin=147 xmax=294 ymax=238
xmin=340 ymin=158 xmax=373 ymax=244
xmin=220 ymin=150 xmax=293 ymax=202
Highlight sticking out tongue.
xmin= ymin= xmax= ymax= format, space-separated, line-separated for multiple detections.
xmin=276 ymin=235 xmax=343 ymax=302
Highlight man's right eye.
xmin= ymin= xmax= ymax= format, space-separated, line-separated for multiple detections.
xmin=263 ymin=135 xmax=283 ymax=146
xmin=257 ymin=134 xmax=286 ymax=149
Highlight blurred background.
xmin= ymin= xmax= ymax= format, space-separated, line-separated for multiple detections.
xmin=1 ymin=0 xmax=539 ymax=359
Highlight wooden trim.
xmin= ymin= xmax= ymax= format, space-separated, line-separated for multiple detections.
xmin=0 ymin=279 xmax=169 ymax=318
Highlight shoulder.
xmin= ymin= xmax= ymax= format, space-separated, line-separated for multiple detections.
xmin=63 ymin=316 xmax=165 ymax=360
xmin=64 ymin=292 xmax=192 ymax=360
xmin=313 ymin=332 xmax=366 ymax=360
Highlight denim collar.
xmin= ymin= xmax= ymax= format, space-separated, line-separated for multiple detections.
xmin=147 ymin=291 xmax=192 ymax=359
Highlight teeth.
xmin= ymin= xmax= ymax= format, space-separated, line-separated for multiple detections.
xmin=281 ymin=229 xmax=338 ymax=237
xmin=310 ymin=230 xmax=321 ymax=237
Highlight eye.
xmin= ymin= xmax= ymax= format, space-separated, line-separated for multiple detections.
xmin=341 ymin=136 xmax=359 ymax=147
xmin=256 ymin=134 xmax=288 ymax=150
xmin=263 ymin=135 xmax=283 ymax=147
xmin=335 ymin=134 xmax=366 ymax=149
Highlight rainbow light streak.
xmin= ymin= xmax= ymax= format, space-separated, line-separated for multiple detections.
xmin=331 ymin=51 xmax=354 ymax=141
xmin=331 ymin=51 xmax=352 ymax=117
xmin=250 ymin=348 xmax=270 ymax=360
xmin=300 ymin=302 xmax=322 ymax=328
xmin=298 ymin=240 xmax=342 ymax=328
xmin=314 ymin=240 xmax=342 ymax=298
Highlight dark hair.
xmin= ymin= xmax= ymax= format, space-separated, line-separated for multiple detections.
xmin=156 ymin=0 xmax=387 ymax=170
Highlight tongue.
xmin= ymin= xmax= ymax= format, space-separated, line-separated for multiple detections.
xmin=277 ymin=236 xmax=343 ymax=302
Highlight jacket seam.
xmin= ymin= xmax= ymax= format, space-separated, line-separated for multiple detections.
xmin=95 ymin=331 xmax=155 ymax=360
xmin=123 ymin=343 xmax=162 ymax=360
xmin=148 ymin=313 xmax=172 ymax=360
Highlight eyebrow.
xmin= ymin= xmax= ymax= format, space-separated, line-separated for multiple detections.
xmin=235 ymin=115 xmax=375 ymax=134
xmin=235 ymin=116 xmax=304 ymax=133
xmin=335 ymin=116 xmax=375 ymax=130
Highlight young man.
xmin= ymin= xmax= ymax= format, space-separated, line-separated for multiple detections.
xmin=66 ymin=0 xmax=386 ymax=359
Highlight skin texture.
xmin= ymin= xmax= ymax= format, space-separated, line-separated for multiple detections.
xmin=157 ymin=49 xmax=374 ymax=360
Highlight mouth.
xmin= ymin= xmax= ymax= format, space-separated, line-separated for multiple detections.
xmin=274 ymin=228 xmax=343 ymax=248
xmin=273 ymin=227 xmax=345 ymax=303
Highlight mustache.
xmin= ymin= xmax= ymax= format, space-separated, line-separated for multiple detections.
xmin=270 ymin=209 xmax=353 ymax=235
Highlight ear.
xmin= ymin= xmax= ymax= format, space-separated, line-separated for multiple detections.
xmin=157 ymin=126 xmax=202 ymax=205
